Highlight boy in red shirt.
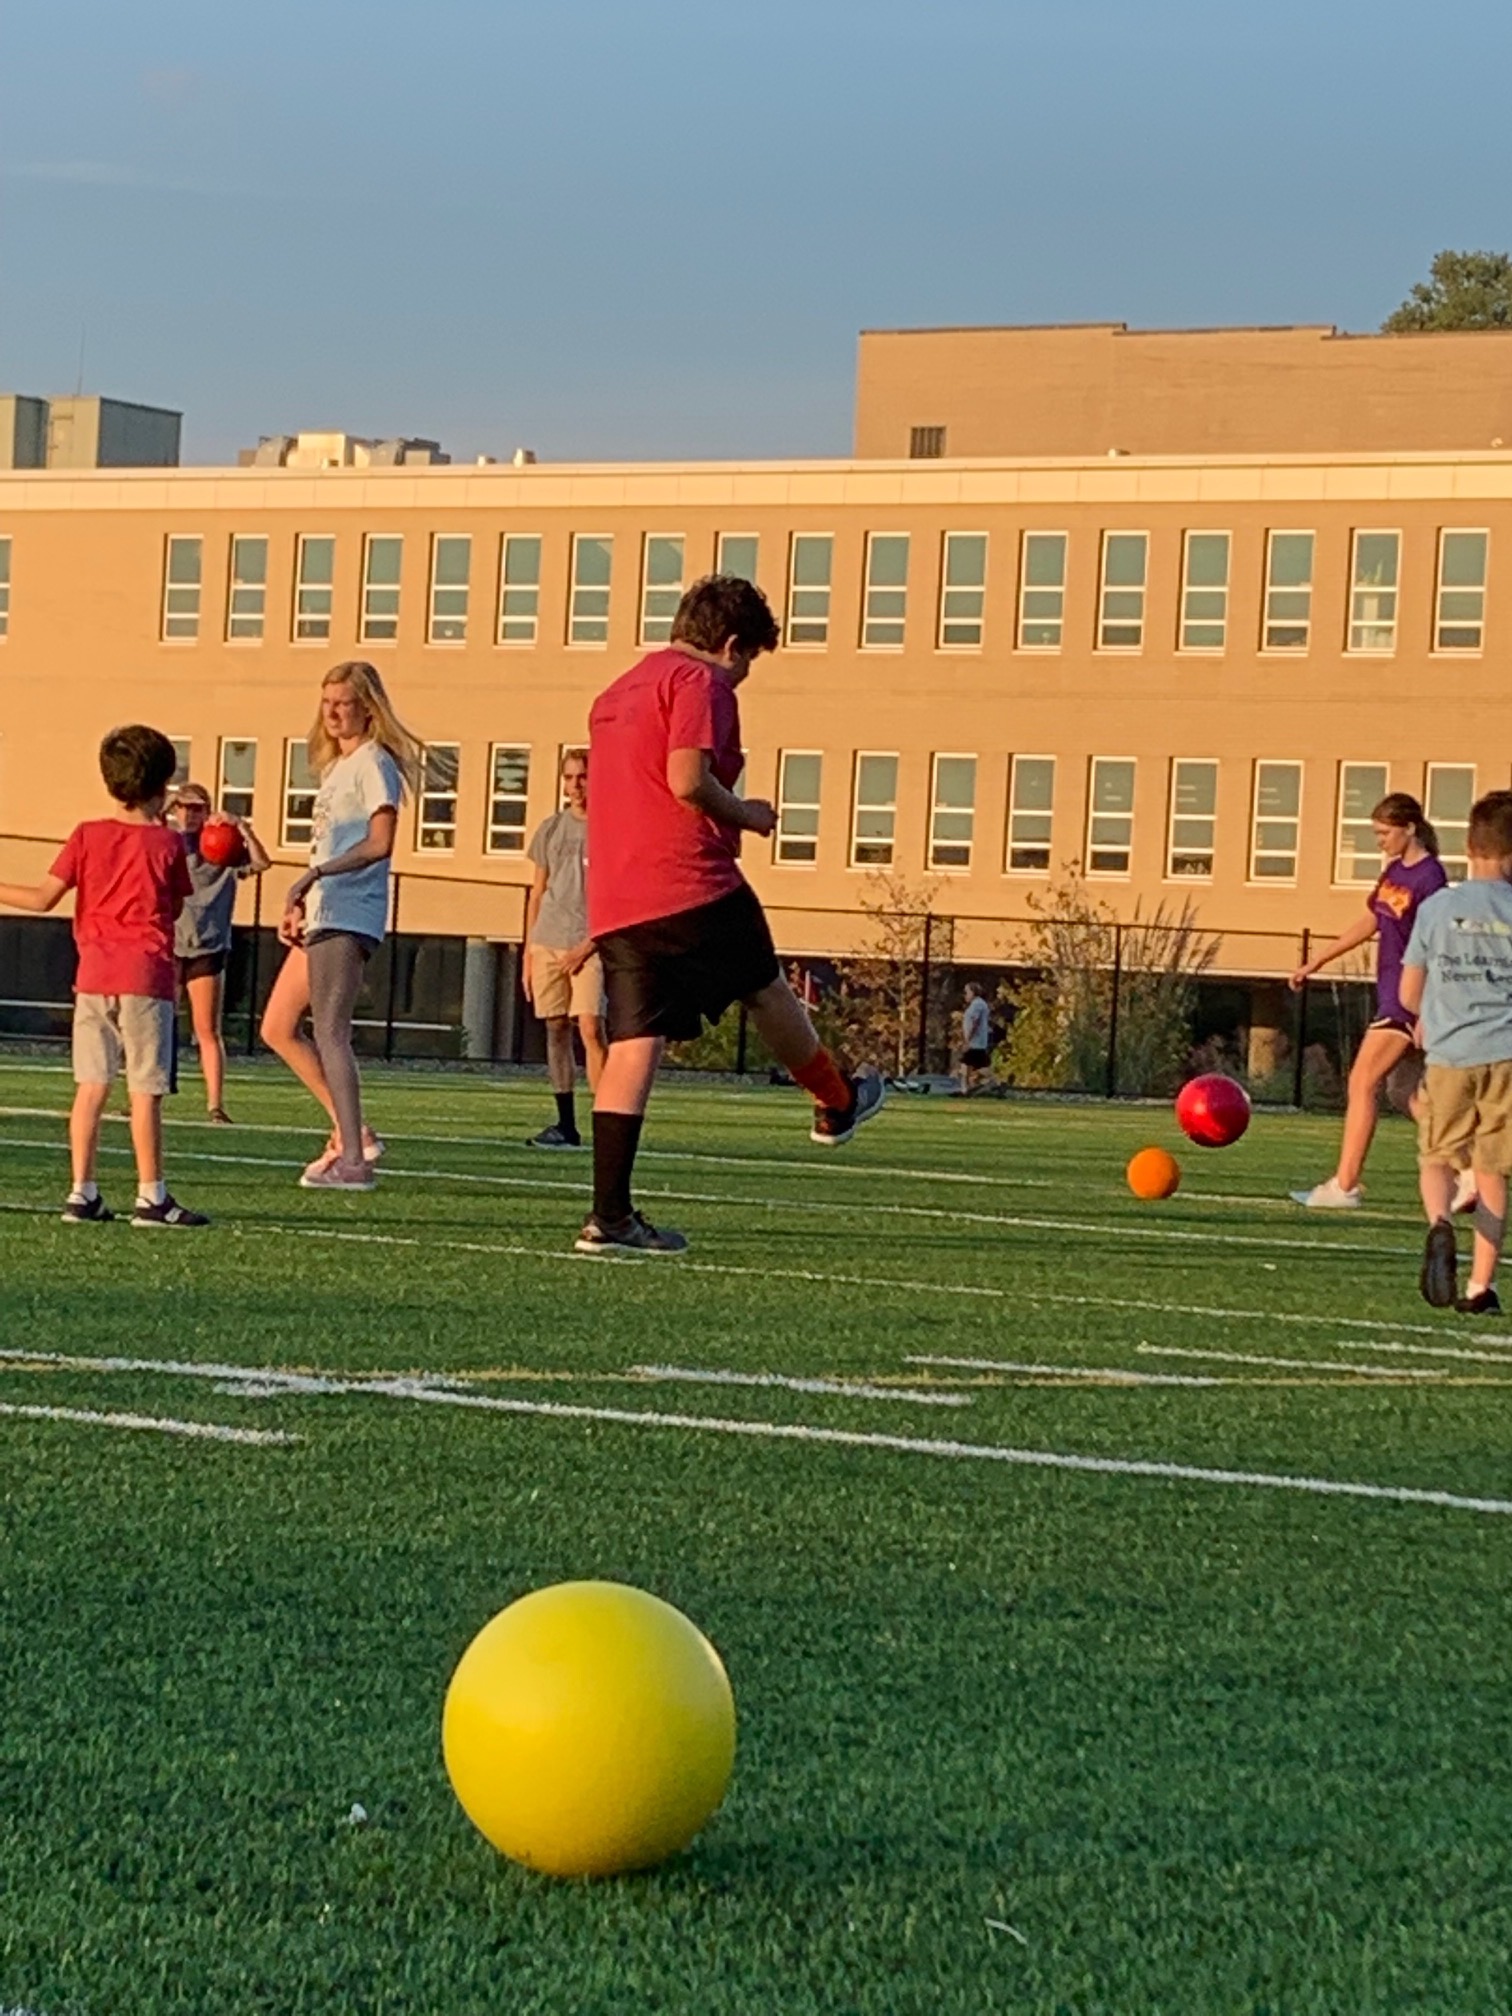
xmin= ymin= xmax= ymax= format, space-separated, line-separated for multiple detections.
xmin=0 ymin=725 xmax=209 ymax=1226
xmin=582 ymin=574 xmax=883 ymax=1254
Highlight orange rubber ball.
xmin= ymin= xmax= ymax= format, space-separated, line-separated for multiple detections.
xmin=1127 ymin=1146 xmax=1181 ymax=1200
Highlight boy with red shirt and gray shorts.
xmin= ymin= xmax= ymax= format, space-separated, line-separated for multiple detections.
xmin=0 ymin=725 xmax=209 ymax=1226
xmin=580 ymin=574 xmax=883 ymax=1254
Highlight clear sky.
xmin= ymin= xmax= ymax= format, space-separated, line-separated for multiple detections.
xmin=1 ymin=0 xmax=1508 ymax=465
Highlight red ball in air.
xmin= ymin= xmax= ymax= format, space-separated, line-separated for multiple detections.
xmin=1174 ymin=1073 xmax=1252 ymax=1148
xmin=198 ymin=820 xmax=248 ymax=869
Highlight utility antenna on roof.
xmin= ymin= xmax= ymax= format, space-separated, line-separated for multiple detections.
xmin=74 ymin=325 xmax=87 ymax=396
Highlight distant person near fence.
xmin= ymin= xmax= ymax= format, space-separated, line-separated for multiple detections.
xmin=522 ymin=748 xmax=607 ymax=1149
xmin=954 ymin=981 xmax=994 ymax=1095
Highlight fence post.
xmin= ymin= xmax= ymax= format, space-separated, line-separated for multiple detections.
xmin=915 ymin=911 xmax=933 ymax=1075
xmin=1105 ymin=922 xmax=1123 ymax=1097
xmin=383 ymin=873 xmax=403 ymax=1061
xmin=244 ymin=872 xmax=263 ymax=1057
xmin=735 ymin=1000 xmax=749 ymax=1075
xmin=1291 ymin=928 xmax=1311 ymax=1109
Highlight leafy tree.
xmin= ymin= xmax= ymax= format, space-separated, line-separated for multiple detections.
xmin=1382 ymin=250 xmax=1512 ymax=332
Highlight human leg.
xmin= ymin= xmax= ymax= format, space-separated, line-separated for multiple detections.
xmin=260 ymin=948 xmax=337 ymax=1124
xmin=128 ymin=1092 xmax=164 ymax=1189
xmin=545 ymin=1017 xmax=576 ymax=1095
xmin=186 ymin=970 xmax=226 ymax=1114
xmin=1466 ymin=1170 xmax=1507 ymax=1303
xmin=306 ymin=933 xmax=368 ymax=1165
xmin=68 ymin=1080 xmax=111 ymax=1191
xmin=1335 ymin=1025 xmax=1412 ymax=1190
xmin=578 ymin=1013 xmax=608 ymax=1091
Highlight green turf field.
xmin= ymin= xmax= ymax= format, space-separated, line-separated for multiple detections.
xmin=0 ymin=1059 xmax=1508 ymax=2015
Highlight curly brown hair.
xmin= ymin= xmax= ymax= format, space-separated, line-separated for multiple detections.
xmin=670 ymin=575 xmax=780 ymax=657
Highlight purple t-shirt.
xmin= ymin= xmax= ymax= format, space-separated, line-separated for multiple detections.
xmin=1372 ymin=854 xmax=1449 ymax=1021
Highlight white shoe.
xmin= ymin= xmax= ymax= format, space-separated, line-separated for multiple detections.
xmin=1452 ymin=1168 xmax=1479 ymax=1215
xmin=1290 ymin=1177 xmax=1362 ymax=1209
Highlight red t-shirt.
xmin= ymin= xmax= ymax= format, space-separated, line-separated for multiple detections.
xmin=51 ymin=819 xmax=193 ymax=999
xmin=587 ymin=649 xmax=745 ymax=936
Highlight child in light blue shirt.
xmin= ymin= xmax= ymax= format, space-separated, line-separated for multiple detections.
xmin=1400 ymin=790 xmax=1512 ymax=1314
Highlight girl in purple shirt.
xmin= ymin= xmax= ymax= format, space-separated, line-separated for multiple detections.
xmin=1289 ymin=792 xmax=1449 ymax=1209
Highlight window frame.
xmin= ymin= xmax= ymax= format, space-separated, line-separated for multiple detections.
xmin=774 ymin=749 xmax=823 ymax=867
xmin=1166 ymin=757 xmax=1219 ymax=882
xmin=225 ymin=533 xmax=268 ymax=643
xmin=1178 ymin=531 xmax=1230 ymax=653
xmin=1248 ymin=760 xmax=1304 ymax=885
xmin=717 ymin=532 xmax=759 ymax=583
xmin=360 ymin=532 xmax=404 ymax=645
xmin=937 ymin=531 xmax=988 ymax=650
xmin=0 ymin=532 xmax=13 ymax=640
xmin=1424 ymin=761 xmax=1476 ymax=881
xmin=1085 ymin=756 xmax=1137 ymax=878
xmin=281 ymin=738 xmax=319 ymax=850
xmin=216 ymin=737 xmax=258 ymax=822
xmin=497 ymin=532 xmax=543 ymax=647
xmin=292 ymin=532 xmax=336 ymax=644
xmin=484 ymin=743 xmax=532 ymax=855
xmin=1006 ymin=754 xmax=1056 ymax=875
xmin=568 ymin=532 xmax=614 ymax=646
xmin=1346 ymin=529 xmax=1401 ymax=655
xmin=860 ymin=531 xmax=910 ymax=650
xmin=639 ymin=532 xmax=686 ymax=647
xmin=1333 ymin=760 xmax=1391 ymax=886
xmin=427 ymin=533 xmax=472 ymax=645
xmin=849 ymin=750 xmax=900 ymax=869
xmin=1261 ymin=529 xmax=1315 ymax=653
xmin=162 ymin=533 xmax=203 ymax=643
xmin=1016 ymin=530 xmax=1067 ymax=651
xmin=1433 ymin=528 xmax=1489 ymax=654
xmin=1096 ymin=532 xmax=1148 ymax=652
xmin=415 ymin=741 xmax=461 ymax=852
xmin=928 ymin=752 xmax=978 ymax=873
xmin=785 ymin=532 xmax=834 ymax=648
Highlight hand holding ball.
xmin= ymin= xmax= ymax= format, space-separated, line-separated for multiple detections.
xmin=198 ymin=818 xmax=248 ymax=869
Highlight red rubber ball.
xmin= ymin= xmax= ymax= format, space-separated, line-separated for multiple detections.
xmin=198 ymin=821 xmax=247 ymax=869
xmin=1174 ymin=1072 xmax=1251 ymax=1148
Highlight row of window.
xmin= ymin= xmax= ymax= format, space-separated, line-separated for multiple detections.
xmin=177 ymin=734 xmax=1478 ymax=889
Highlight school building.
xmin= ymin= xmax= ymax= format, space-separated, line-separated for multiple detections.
xmin=2 ymin=320 xmax=1511 ymax=1057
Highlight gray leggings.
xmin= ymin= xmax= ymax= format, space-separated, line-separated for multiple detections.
xmin=306 ymin=930 xmax=375 ymax=1156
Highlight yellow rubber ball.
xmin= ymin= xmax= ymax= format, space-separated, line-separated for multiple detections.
xmin=442 ymin=1580 xmax=737 ymax=1878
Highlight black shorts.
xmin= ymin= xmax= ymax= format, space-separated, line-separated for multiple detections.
xmin=178 ymin=951 xmax=227 ymax=984
xmin=1369 ymin=1014 xmax=1415 ymax=1039
xmin=306 ymin=928 xmax=379 ymax=963
xmin=597 ymin=883 xmax=781 ymax=1042
xmin=962 ymin=1047 xmax=992 ymax=1068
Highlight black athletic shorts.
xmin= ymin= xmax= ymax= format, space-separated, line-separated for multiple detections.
xmin=1369 ymin=1014 xmax=1415 ymax=1039
xmin=597 ymin=882 xmax=781 ymax=1042
xmin=178 ymin=950 xmax=228 ymax=984
xmin=961 ymin=1046 xmax=992 ymax=1068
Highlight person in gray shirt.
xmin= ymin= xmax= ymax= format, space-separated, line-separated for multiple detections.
xmin=523 ymin=749 xmax=607 ymax=1147
xmin=171 ymin=781 xmax=271 ymax=1123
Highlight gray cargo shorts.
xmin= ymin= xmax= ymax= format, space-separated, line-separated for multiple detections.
xmin=73 ymin=994 xmax=175 ymax=1096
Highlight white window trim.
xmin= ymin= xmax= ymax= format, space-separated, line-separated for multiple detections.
xmin=1177 ymin=531 xmax=1230 ymax=655
xmin=1431 ymin=527 xmax=1490 ymax=657
xmin=785 ymin=532 xmax=835 ymax=650
xmin=426 ymin=533 xmax=472 ymax=647
xmin=1259 ymin=528 xmax=1316 ymax=654
xmin=927 ymin=751 xmax=977 ymax=874
xmin=1016 ymin=530 xmax=1068 ymax=653
xmin=359 ymin=532 xmax=403 ymax=647
xmin=567 ymin=532 xmax=614 ymax=648
xmin=280 ymin=737 xmax=318 ymax=852
xmin=484 ymin=741 xmax=533 ymax=856
xmin=1247 ymin=760 xmax=1305 ymax=887
xmin=860 ymin=531 xmax=910 ymax=651
xmin=1345 ymin=528 xmax=1402 ymax=656
xmin=216 ymin=736 xmax=258 ymax=820
xmin=1332 ymin=759 xmax=1391 ymax=887
xmin=496 ymin=532 xmax=543 ymax=648
xmin=1005 ymin=754 xmax=1056 ymax=876
xmin=1165 ymin=757 xmax=1219 ymax=883
xmin=936 ymin=530 xmax=989 ymax=652
xmin=774 ymin=748 xmax=823 ymax=869
xmin=1095 ymin=531 xmax=1148 ymax=653
xmin=638 ymin=531 xmax=686 ymax=647
xmin=0 ymin=532 xmax=10 ymax=639
xmin=1085 ymin=755 xmax=1137 ymax=879
xmin=225 ymin=532 xmax=268 ymax=646
xmin=415 ymin=742 xmax=461 ymax=853
xmin=717 ymin=532 xmax=760 ymax=580
xmin=848 ymin=749 xmax=899 ymax=869
xmin=1424 ymin=760 xmax=1477 ymax=878
xmin=292 ymin=532 xmax=336 ymax=646
xmin=162 ymin=532 xmax=203 ymax=644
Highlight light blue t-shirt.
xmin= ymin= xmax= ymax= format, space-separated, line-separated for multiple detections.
xmin=1403 ymin=879 xmax=1512 ymax=1068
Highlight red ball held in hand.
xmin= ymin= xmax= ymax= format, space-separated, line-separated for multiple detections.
xmin=198 ymin=820 xmax=248 ymax=869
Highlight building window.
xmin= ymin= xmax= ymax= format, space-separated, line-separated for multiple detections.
xmin=909 ymin=425 xmax=946 ymax=459
xmin=1435 ymin=530 xmax=1488 ymax=651
xmin=640 ymin=534 xmax=685 ymax=646
xmin=485 ymin=744 xmax=531 ymax=854
xmin=1007 ymin=756 xmax=1055 ymax=873
xmin=226 ymin=535 xmax=268 ymax=642
xmin=776 ymin=750 xmax=823 ymax=865
xmin=1335 ymin=762 xmax=1389 ymax=883
xmin=929 ymin=754 xmax=977 ymax=870
xmin=1168 ymin=759 xmax=1218 ymax=879
xmin=1087 ymin=758 xmax=1136 ymax=875
xmin=0 ymin=535 xmax=11 ymax=638
xmin=1018 ymin=532 xmax=1067 ymax=649
xmin=428 ymin=534 xmax=471 ymax=643
xmin=498 ymin=534 xmax=542 ymax=645
xmin=1098 ymin=534 xmax=1148 ymax=650
xmin=861 ymin=533 xmax=909 ymax=648
xmin=282 ymin=740 xmax=319 ymax=848
xmin=1348 ymin=531 xmax=1400 ymax=653
xmin=938 ymin=533 xmax=987 ymax=648
xmin=361 ymin=534 xmax=403 ymax=643
xmin=718 ymin=533 xmax=759 ymax=582
xmin=787 ymin=534 xmax=833 ymax=646
xmin=1179 ymin=532 xmax=1229 ymax=651
xmin=1263 ymin=531 xmax=1314 ymax=650
xmin=1250 ymin=762 xmax=1302 ymax=882
xmin=162 ymin=535 xmax=202 ymax=641
xmin=850 ymin=752 xmax=899 ymax=867
xmin=569 ymin=534 xmax=613 ymax=644
xmin=1425 ymin=763 xmax=1475 ymax=879
xmin=294 ymin=534 xmax=335 ymax=642
xmin=417 ymin=743 xmax=460 ymax=851
xmin=217 ymin=738 xmax=257 ymax=821
xmin=169 ymin=739 xmax=192 ymax=788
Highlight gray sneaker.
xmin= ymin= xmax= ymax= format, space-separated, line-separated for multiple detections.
xmin=574 ymin=1212 xmax=688 ymax=1256
xmin=528 ymin=1125 xmax=585 ymax=1150
xmin=810 ymin=1067 xmax=886 ymax=1146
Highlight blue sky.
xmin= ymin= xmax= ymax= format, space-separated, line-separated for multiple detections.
xmin=1 ymin=0 xmax=1508 ymax=464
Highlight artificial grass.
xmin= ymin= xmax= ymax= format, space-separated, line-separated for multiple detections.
xmin=0 ymin=1061 xmax=1508 ymax=2015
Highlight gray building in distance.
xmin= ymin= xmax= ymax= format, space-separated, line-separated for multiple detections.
xmin=0 ymin=393 xmax=181 ymax=468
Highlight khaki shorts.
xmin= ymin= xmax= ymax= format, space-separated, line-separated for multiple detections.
xmin=529 ymin=944 xmax=606 ymax=1021
xmin=1418 ymin=1060 xmax=1512 ymax=1175
xmin=73 ymin=993 xmax=175 ymax=1096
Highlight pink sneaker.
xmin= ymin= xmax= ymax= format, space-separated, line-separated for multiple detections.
xmin=300 ymin=1155 xmax=375 ymax=1191
xmin=322 ymin=1127 xmax=385 ymax=1165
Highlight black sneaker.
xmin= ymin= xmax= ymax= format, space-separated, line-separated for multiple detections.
xmin=132 ymin=1194 xmax=210 ymax=1230
xmin=574 ymin=1211 xmax=688 ymax=1256
xmin=61 ymin=1193 xmax=114 ymax=1225
xmin=810 ymin=1067 xmax=886 ymax=1146
xmin=528 ymin=1125 xmax=585 ymax=1150
xmin=1419 ymin=1218 xmax=1458 ymax=1308
xmin=208 ymin=1107 xmax=233 ymax=1126
xmin=1455 ymin=1286 xmax=1503 ymax=1316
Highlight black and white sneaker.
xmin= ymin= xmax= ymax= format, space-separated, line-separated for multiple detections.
xmin=1419 ymin=1218 xmax=1458 ymax=1308
xmin=574 ymin=1212 xmax=688 ymax=1256
xmin=1455 ymin=1286 xmax=1502 ymax=1316
xmin=131 ymin=1194 xmax=210 ymax=1230
xmin=810 ymin=1067 xmax=887 ymax=1146
xmin=528 ymin=1125 xmax=585 ymax=1150
xmin=61 ymin=1193 xmax=114 ymax=1225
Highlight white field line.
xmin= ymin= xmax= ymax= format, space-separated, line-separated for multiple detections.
xmin=905 ymin=1353 xmax=1224 ymax=1388
xmin=1328 ymin=1336 xmax=1512 ymax=1368
xmin=4 ymin=1346 xmax=1507 ymax=1516
xmin=1134 ymin=1344 xmax=1450 ymax=1379
xmin=627 ymin=1364 xmax=972 ymax=1407
xmin=0 ymin=1131 xmax=1414 ymax=1260
xmin=0 ymin=1400 xmax=298 ymax=1445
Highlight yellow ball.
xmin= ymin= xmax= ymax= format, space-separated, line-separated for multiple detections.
xmin=442 ymin=1581 xmax=737 ymax=1878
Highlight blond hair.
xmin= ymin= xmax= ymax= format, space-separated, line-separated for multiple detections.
xmin=307 ymin=661 xmax=422 ymax=794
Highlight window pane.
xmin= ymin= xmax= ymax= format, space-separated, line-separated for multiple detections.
xmin=1087 ymin=758 xmax=1135 ymax=874
xmin=1019 ymin=533 xmax=1066 ymax=648
xmin=486 ymin=744 xmax=531 ymax=853
xmin=163 ymin=535 xmax=202 ymax=639
xmin=1099 ymin=534 xmax=1146 ymax=648
xmin=0 ymin=534 xmax=10 ymax=638
xmin=851 ymin=752 xmax=898 ymax=865
xmin=1349 ymin=531 xmax=1399 ymax=652
xmin=718 ymin=534 xmax=759 ymax=583
xmin=1007 ymin=753 xmax=1055 ymax=873
xmin=295 ymin=534 xmax=335 ymax=641
xmin=930 ymin=755 xmax=976 ymax=869
xmin=640 ymin=534 xmax=685 ymax=645
xmin=282 ymin=738 xmax=318 ymax=847
xmin=499 ymin=533 xmax=542 ymax=644
xmin=227 ymin=534 xmax=268 ymax=640
xmin=940 ymin=532 xmax=987 ymax=647
xmin=787 ymin=534 xmax=833 ymax=645
xmin=361 ymin=534 xmax=403 ymax=642
xmin=777 ymin=750 xmax=823 ymax=865
xmin=218 ymin=737 xmax=257 ymax=820
xmin=428 ymin=535 xmax=471 ymax=643
xmin=1437 ymin=530 xmax=1488 ymax=650
xmin=1181 ymin=532 xmax=1229 ymax=651
xmin=1168 ymin=759 xmax=1217 ymax=878
xmin=570 ymin=535 xmax=613 ymax=644
xmin=863 ymin=533 xmax=909 ymax=647
xmin=417 ymin=743 xmax=460 ymax=850
xmin=1335 ymin=762 xmax=1389 ymax=882
xmin=1426 ymin=764 xmax=1475 ymax=878
xmin=1264 ymin=531 xmax=1314 ymax=649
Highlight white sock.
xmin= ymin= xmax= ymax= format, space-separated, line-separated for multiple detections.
xmin=69 ymin=1180 xmax=99 ymax=1204
xmin=138 ymin=1180 xmax=167 ymax=1206
xmin=1466 ymin=1279 xmax=1491 ymax=1298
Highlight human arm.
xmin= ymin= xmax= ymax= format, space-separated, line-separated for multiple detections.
xmin=1398 ymin=963 xmax=1425 ymax=1018
xmin=521 ymin=863 xmax=549 ymax=1002
xmin=217 ymin=815 xmax=272 ymax=875
xmin=666 ymin=748 xmax=776 ymax=837
xmin=286 ymin=806 xmax=398 ymax=910
xmin=0 ymin=874 xmax=68 ymax=914
xmin=1288 ymin=910 xmax=1378 ymax=991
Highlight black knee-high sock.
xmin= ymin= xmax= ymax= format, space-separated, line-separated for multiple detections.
xmin=593 ymin=1111 xmax=644 ymax=1224
xmin=554 ymin=1090 xmax=578 ymax=1139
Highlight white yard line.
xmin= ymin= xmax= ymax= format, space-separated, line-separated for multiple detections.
xmin=906 ymin=1352 xmax=1225 ymax=1387
xmin=0 ymin=1401 xmax=298 ymax=1445
xmin=1134 ymin=1343 xmax=1450 ymax=1378
xmin=627 ymin=1364 xmax=972 ymax=1407
xmin=1328 ymin=1336 xmax=1512 ymax=1367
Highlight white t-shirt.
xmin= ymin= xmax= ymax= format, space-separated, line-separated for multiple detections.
xmin=306 ymin=742 xmax=402 ymax=942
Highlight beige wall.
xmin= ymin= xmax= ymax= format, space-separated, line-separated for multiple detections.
xmin=855 ymin=325 xmax=1512 ymax=459
xmin=0 ymin=452 xmax=1508 ymax=973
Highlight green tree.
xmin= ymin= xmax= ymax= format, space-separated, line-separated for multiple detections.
xmin=1382 ymin=249 xmax=1512 ymax=332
